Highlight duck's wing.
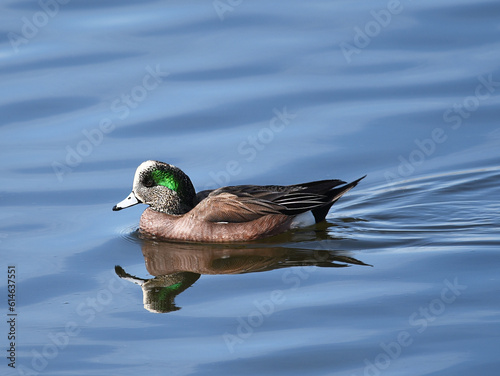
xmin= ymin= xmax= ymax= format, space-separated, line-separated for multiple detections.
xmin=193 ymin=181 xmax=350 ymax=223
xmin=193 ymin=188 xmax=285 ymax=223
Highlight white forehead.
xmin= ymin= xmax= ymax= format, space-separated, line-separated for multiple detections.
xmin=138 ymin=160 xmax=157 ymax=171
xmin=133 ymin=160 xmax=157 ymax=188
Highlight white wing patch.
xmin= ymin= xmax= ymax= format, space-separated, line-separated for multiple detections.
xmin=290 ymin=211 xmax=316 ymax=229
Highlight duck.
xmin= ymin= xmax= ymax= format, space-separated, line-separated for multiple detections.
xmin=113 ymin=160 xmax=365 ymax=242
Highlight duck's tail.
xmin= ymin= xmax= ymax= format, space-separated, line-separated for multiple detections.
xmin=310 ymin=175 xmax=366 ymax=223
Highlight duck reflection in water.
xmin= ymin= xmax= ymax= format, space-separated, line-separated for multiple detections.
xmin=115 ymin=237 xmax=370 ymax=313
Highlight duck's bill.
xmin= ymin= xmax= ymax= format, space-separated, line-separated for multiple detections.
xmin=112 ymin=192 xmax=141 ymax=211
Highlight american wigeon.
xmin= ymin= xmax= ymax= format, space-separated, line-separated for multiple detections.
xmin=113 ymin=160 xmax=365 ymax=242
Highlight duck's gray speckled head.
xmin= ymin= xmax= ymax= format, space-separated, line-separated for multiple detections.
xmin=113 ymin=160 xmax=196 ymax=215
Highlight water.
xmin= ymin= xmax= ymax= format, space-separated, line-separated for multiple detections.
xmin=1 ymin=0 xmax=500 ymax=375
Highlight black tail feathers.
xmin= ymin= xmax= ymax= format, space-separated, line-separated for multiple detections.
xmin=311 ymin=175 xmax=366 ymax=223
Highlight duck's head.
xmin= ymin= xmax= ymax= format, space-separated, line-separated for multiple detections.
xmin=113 ymin=160 xmax=196 ymax=215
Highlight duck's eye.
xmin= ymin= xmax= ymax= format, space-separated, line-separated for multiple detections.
xmin=143 ymin=177 xmax=155 ymax=187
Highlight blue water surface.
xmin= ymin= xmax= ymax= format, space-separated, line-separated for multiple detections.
xmin=1 ymin=0 xmax=500 ymax=375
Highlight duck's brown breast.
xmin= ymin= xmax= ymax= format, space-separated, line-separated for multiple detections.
xmin=139 ymin=207 xmax=294 ymax=242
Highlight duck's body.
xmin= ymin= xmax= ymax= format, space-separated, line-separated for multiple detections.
xmin=139 ymin=208 xmax=294 ymax=242
xmin=113 ymin=161 xmax=365 ymax=242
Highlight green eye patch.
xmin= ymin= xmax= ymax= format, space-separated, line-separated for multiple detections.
xmin=151 ymin=169 xmax=180 ymax=192
xmin=157 ymin=282 xmax=183 ymax=301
